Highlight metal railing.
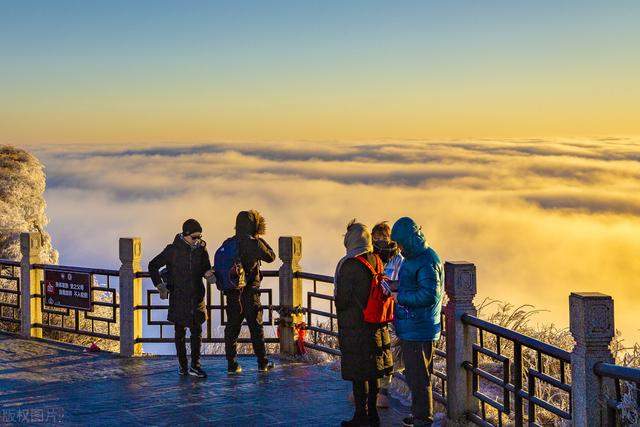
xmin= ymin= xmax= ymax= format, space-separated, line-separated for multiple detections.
xmin=31 ymin=263 xmax=121 ymax=342
xmin=461 ymin=314 xmax=572 ymax=427
xmin=297 ymin=271 xmax=341 ymax=356
xmin=0 ymin=260 xmax=21 ymax=330
xmin=5 ymin=251 xmax=638 ymax=425
xmin=433 ymin=313 xmax=448 ymax=407
xmin=594 ymin=362 xmax=640 ymax=425
xmin=134 ymin=270 xmax=279 ymax=345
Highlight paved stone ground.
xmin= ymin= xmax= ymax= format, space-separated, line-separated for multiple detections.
xmin=0 ymin=333 xmax=408 ymax=426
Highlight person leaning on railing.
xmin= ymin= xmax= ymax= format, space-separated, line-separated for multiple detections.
xmin=148 ymin=219 xmax=214 ymax=378
xmin=390 ymin=217 xmax=444 ymax=427
xmin=335 ymin=220 xmax=393 ymax=427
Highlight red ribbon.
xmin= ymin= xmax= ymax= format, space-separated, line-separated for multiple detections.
xmin=295 ymin=322 xmax=307 ymax=355
xmin=276 ymin=322 xmax=307 ymax=355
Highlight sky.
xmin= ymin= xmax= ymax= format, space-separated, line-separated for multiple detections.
xmin=26 ymin=138 xmax=640 ymax=346
xmin=2 ymin=0 xmax=639 ymax=143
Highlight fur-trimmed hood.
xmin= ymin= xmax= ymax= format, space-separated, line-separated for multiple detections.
xmin=235 ymin=210 xmax=267 ymax=236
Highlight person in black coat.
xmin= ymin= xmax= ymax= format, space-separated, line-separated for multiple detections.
xmin=148 ymin=219 xmax=213 ymax=378
xmin=335 ymin=220 xmax=393 ymax=427
xmin=223 ymin=210 xmax=276 ymax=374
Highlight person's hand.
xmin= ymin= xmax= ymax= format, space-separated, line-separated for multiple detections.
xmin=157 ymin=282 xmax=169 ymax=300
xmin=204 ymin=269 xmax=217 ymax=285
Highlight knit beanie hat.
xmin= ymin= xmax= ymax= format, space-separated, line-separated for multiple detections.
xmin=182 ymin=219 xmax=202 ymax=235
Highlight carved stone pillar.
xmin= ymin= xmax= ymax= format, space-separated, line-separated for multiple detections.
xmin=119 ymin=237 xmax=143 ymax=356
xmin=444 ymin=261 xmax=478 ymax=425
xmin=20 ymin=232 xmax=45 ymax=338
xmin=570 ymin=292 xmax=615 ymax=427
xmin=278 ymin=236 xmax=302 ymax=356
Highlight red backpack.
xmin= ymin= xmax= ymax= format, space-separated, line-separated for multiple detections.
xmin=355 ymin=254 xmax=395 ymax=324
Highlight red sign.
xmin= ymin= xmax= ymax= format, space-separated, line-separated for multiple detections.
xmin=44 ymin=270 xmax=93 ymax=311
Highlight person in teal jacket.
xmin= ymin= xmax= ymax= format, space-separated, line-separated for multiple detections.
xmin=391 ymin=217 xmax=444 ymax=427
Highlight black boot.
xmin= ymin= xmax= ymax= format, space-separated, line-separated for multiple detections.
xmin=227 ymin=360 xmax=242 ymax=374
xmin=342 ymin=383 xmax=368 ymax=427
xmin=340 ymin=411 xmax=368 ymax=427
xmin=258 ymin=358 xmax=274 ymax=372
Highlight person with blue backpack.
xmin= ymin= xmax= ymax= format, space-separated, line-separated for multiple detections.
xmin=390 ymin=217 xmax=444 ymax=427
xmin=215 ymin=210 xmax=276 ymax=374
xmin=148 ymin=219 xmax=214 ymax=378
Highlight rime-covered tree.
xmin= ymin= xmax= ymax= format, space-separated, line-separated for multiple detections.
xmin=0 ymin=145 xmax=58 ymax=262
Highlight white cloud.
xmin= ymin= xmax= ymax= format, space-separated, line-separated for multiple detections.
xmin=25 ymin=138 xmax=640 ymax=344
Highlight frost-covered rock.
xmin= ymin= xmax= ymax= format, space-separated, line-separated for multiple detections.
xmin=0 ymin=145 xmax=57 ymax=262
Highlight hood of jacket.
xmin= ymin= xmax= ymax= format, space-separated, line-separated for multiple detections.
xmin=390 ymin=217 xmax=428 ymax=259
xmin=235 ymin=210 xmax=266 ymax=237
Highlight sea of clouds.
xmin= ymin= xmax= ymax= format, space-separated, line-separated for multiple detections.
xmin=27 ymin=138 xmax=640 ymax=344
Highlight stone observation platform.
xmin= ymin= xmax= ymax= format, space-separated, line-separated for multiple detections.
xmin=0 ymin=333 xmax=406 ymax=426
xmin=2 ymin=233 xmax=639 ymax=426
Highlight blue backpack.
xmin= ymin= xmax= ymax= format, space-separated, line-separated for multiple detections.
xmin=213 ymin=237 xmax=246 ymax=291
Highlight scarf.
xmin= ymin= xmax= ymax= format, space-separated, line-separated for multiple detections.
xmin=373 ymin=239 xmax=399 ymax=264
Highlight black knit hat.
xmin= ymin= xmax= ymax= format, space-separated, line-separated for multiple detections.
xmin=182 ymin=219 xmax=202 ymax=235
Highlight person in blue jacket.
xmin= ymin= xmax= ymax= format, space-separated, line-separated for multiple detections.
xmin=391 ymin=217 xmax=444 ymax=427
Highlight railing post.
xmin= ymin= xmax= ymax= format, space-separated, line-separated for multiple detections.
xmin=20 ymin=232 xmax=45 ymax=338
xmin=119 ymin=237 xmax=143 ymax=356
xmin=570 ymin=292 xmax=615 ymax=427
xmin=278 ymin=236 xmax=302 ymax=356
xmin=444 ymin=261 xmax=478 ymax=425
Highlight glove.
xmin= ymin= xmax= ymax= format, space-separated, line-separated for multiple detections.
xmin=206 ymin=274 xmax=217 ymax=285
xmin=204 ymin=269 xmax=216 ymax=285
xmin=157 ymin=282 xmax=169 ymax=300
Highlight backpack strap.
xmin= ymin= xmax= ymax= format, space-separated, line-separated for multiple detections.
xmin=355 ymin=254 xmax=383 ymax=276
xmin=373 ymin=254 xmax=383 ymax=274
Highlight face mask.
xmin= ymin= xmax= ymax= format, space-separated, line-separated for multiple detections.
xmin=374 ymin=239 xmax=390 ymax=247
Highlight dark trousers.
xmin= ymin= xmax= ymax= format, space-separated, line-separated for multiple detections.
xmin=223 ymin=289 xmax=266 ymax=363
xmin=401 ymin=340 xmax=435 ymax=425
xmin=175 ymin=323 xmax=202 ymax=369
xmin=352 ymin=378 xmax=380 ymax=417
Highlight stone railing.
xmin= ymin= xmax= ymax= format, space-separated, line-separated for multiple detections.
xmin=2 ymin=232 xmax=639 ymax=426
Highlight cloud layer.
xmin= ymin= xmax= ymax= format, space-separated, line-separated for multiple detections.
xmin=28 ymin=138 xmax=640 ymax=344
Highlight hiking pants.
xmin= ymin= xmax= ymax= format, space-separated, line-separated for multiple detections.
xmin=223 ymin=288 xmax=267 ymax=363
xmin=352 ymin=378 xmax=380 ymax=417
xmin=401 ymin=340 xmax=435 ymax=426
xmin=175 ymin=323 xmax=202 ymax=369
